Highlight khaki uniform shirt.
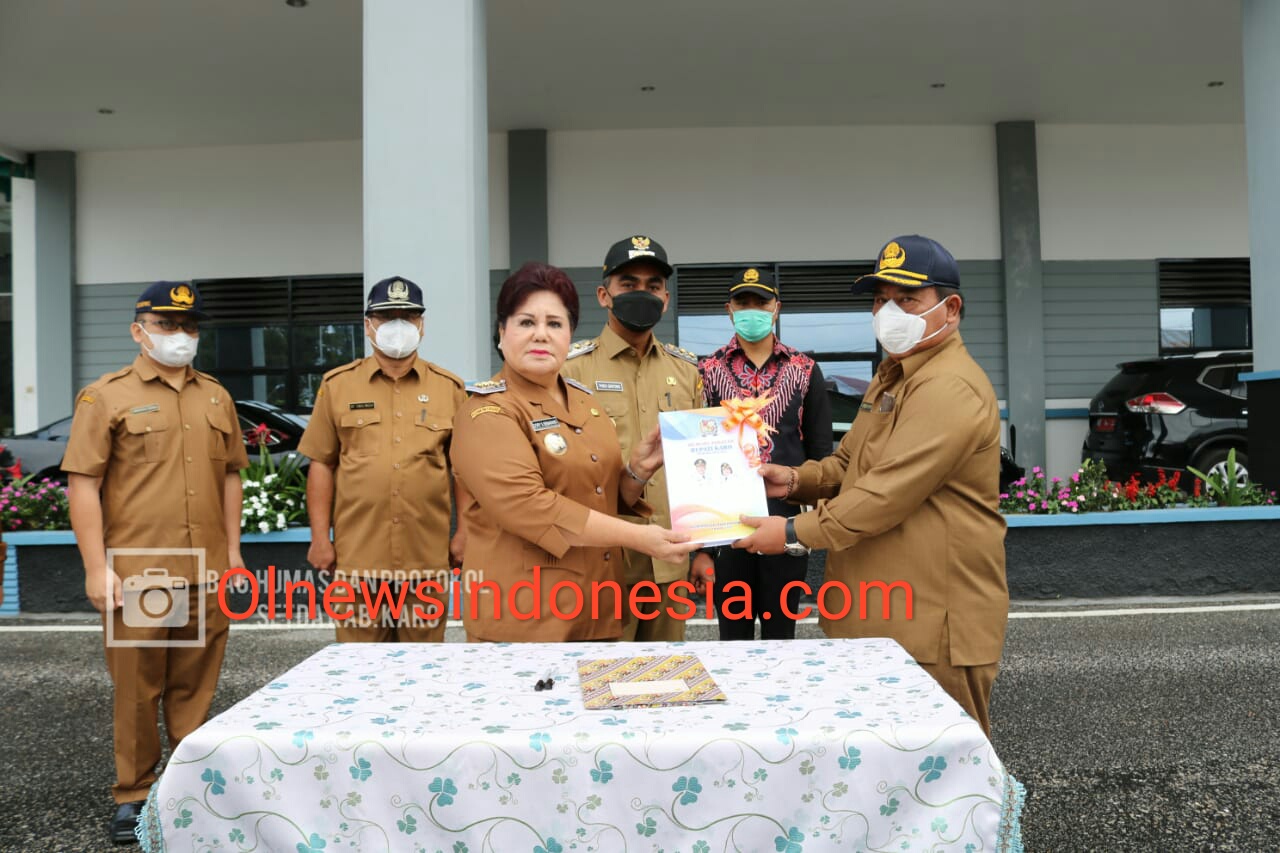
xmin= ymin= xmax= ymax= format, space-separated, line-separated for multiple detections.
xmin=561 ymin=326 xmax=703 ymax=585
xmin=450 ymin=365 xmax=648 ymax=642
xmin=298 ymin=356 xmax=466 ymax=576
xmin=62 ymin=354 xmax=249 ymax=582
xmin=791 ymin=334 xmax=1008 ymax=666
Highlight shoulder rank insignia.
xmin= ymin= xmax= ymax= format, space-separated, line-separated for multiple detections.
xmin=465 ymin=379 xmax=507 ymax=395
xmin=565 ymin=340 xmax=598 ymax=360
xmin=563 ymin=377 xmax=594 ymax=395
xmin=322 ymin=359 xmax=363 ymax=381
xmin=662 ymin=342 xmax=699 ymax=366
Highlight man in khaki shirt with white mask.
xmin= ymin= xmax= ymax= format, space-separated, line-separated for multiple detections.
xmin=300 ymin=276 xmax=467 ymax=643
xmin=735 ymin=235 xmax=1008 ymax=736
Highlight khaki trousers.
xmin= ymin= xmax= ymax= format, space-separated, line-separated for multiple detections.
xmin=619 ymin=579 xmax=690 ymax=642
xmin=918 ymin=618 xmax=1000 ymax=737
xmin=103 ymin=585 xmax=229 ymax=804
xmin=331 ymin=575 xmax=447 ymax=643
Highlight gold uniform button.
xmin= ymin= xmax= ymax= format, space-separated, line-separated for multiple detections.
xmin=393 ymin=463 xmax=401 ymax=470
xmin=591 ymin=454 xmax=599 ymax=462
xmin=394 ymin=436 xmax=402 ymax=443
xmin=396 ymin=411 xmax=403 ymax=418
xmin=590 ymin=407 xmax=600 ymax=416
xmin=391 ymin=489 xmax=399 ymax=497
xmin=395 ymin=388 xmax=401 ymax=394
xmin=145 ymin=426 xmax=152 ymax=433
xmin=186 ymin=456 xmax=192 ymax=463
xmin=574 ymin=428 xmax=583 ymax=435
xmin=187 ymin=489 xmax=195 ymax=496
xmin=357 ymin=418 xmax=364 ymax=425
xmin=595 ymin=486 xmax=603 ymax=495
xmin=392 ymin=517 xmax=401 ymax=524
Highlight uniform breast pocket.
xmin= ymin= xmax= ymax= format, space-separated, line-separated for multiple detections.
xmin=413 ymin=415 xmax=451 ymax=459
xmin=339 ymin=411 xmax=383 ymax=457
xmin=123 ymin=415 xmax=170 ymax=464
xmin=601 ymin=398 xmax=629 ymax=430
xmin=854 ymin=410 xmax=896 ymax=470
xmin=206 ymin=409 xmax=233 ymax=461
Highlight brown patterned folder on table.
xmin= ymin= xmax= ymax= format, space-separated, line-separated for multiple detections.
xmin=577 ymin=654 xmax=727 ymax=709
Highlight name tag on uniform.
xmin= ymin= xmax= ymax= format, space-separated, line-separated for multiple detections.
xmin=859 ymin=401 xmax=873 ymax=412
xmin=349 ymin=401 xmax=376 ymax=410
xmin=531 ymin=417 xmax=561 ymax=432
xmin=130 ymin=404 xmax=160 ymax=414
xmin=595 ymin=381 xmax=624 ymax=392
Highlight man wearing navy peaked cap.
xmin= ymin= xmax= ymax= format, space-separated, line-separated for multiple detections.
xmin=735 ymin=235 xmax=1009 ymax=735
xmin=64 ymin=280 xmax=249 ymax=842
xmin=299 ymin=276 xmax=468 ymax=644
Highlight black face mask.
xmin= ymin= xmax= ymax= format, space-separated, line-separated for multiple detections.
xmin=609 ymin=291 xmax=665 ymax=332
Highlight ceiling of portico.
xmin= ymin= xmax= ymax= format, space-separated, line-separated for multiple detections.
xmin=0 ymin=0 xmax=1245 ymax=153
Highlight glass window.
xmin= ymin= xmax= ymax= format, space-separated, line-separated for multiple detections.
xmin=293 ymin=323 xmax=364 ymax=369
xmin=677 ymin=314 xmax=731 ymax=356
xmin=194 ymin=325 xmax=290 ymax=371
xmin=216 ymin=373 xmax=290 ymax=409
xmin=1160 ymin=306 xmax=1251 ymax=354
xmin=779 ymin=312 xmax=877 ymax=354
xmin=820 ymin=360 xmax=873 ymax=429
xmin=1159 ymin=308 xmax=1194 ymax=351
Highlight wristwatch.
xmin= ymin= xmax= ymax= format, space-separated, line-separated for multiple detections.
xmin=784 ymin=517 xmax=811 ymax=557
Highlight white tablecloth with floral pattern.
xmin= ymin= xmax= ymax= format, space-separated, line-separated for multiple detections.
xmin=139 ymin=639 xmax=1023 ymax=852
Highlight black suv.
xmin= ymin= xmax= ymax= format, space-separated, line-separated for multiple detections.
xmin=1082 ymin=351 xmax=1251 ymax=484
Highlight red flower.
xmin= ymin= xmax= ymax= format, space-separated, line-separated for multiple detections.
xmin=1193 ymin=478 xmax=1202 ymax=498
xmin=1157 ymin=469 xmax=1167 ymax=486
xmin=1146 ymin=483 xmax=1158 ymax=498
xmin=1169 ymin=471 xmax=1181 ymax=490
xmin=1126 ymin=473 xmax=1146 ymax=502
xmin=246 ymin=423 xmax=275 ymax=448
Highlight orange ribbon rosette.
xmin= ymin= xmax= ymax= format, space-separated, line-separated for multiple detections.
xmin=720 ymin=396 xmax=775 ymax=468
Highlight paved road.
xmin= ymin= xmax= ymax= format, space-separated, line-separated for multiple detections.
xmin=2 ymin=598 xmax=1278 ymax=851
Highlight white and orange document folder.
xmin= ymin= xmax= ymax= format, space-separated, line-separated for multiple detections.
xmin=659 ymin=402 xmax=771 ymax=547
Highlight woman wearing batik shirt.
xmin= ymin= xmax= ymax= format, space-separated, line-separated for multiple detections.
xmin=695 ymin=267 xmax=832 ymax=640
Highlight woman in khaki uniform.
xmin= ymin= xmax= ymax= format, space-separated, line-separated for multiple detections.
xmin=451 ymin=262 xmax=698 ymax=642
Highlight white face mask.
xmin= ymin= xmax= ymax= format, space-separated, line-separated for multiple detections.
xmin=139 ymin=325 xmax=198 ymax=368
xmin=872 ymin=297 xmax=950 ymax=355
xmin=371 ymin=318 xmax=422 ymax=359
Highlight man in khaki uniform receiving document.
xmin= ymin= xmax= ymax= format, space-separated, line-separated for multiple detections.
xmin=300 ymin=276 xmax=467 ymax=642
xmin=562 ymin=235 xmax=703 ymax=641
xmin=735 ymin=235 xmax=1008 ymax=735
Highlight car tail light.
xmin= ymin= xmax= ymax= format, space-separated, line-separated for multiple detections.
xmin=1125 ymin=392 xmax=1187 ymax=415
xmin=1092 ymin=416 xmax=1117 ymax=432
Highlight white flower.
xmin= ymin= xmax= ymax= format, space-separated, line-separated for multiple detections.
xmin=258 ymin=520 xmax=270 ymax=533
xmin=276 ymin=513 xmax=286 ymax=528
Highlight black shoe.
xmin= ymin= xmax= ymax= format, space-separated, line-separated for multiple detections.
xmin=110 ymin=800 xmax=145 ymax=845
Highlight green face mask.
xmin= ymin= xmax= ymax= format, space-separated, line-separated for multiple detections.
xmin=732 ymin=309 xmax=775 ymax=342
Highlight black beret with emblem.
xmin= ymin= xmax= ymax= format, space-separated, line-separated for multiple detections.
xmin=135 ymin=281 xmax=209 ymax=319
xmin=728 ymin=266 xmax=778 ymax=300
xmin=853 ymin=235 xmax=961 ymax=294
xmin=366 ymin=276 xmax=426 ymax=314
xmin=603 ymin=235 xmax=674 ymax=279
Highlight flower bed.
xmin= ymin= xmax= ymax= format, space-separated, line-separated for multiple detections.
xmin=1001 ymin=457 xmax=1276 ymax=515
xmin=0 ymin=476 xmax=71 ymax=532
